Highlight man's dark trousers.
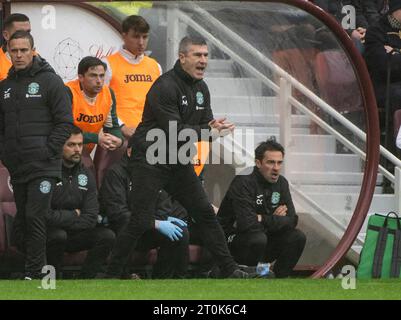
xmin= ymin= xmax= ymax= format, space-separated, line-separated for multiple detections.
xmin=229 ymin=229 xmax=306 ymax=278
xmin=137 ymin=228 xmax=190 ymax=279
xmin=107 ymin=160 xmax=237 ymax=277
xmin=13 ymin=178 xmax=56 ymax=278
xmin=47 ymin=226 xmax=115 ymax=278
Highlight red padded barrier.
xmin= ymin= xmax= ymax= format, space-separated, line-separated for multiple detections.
xmin=93 ymin=142 xmax=127 ymax=188
xmin=315 ymin=50 xmax=363 ymax=113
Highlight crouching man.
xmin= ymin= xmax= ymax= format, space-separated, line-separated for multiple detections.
xmin=46 ymin=126 xmax=115 ymax=278
xmin=218 ymin=139 xmax=306 ymax=278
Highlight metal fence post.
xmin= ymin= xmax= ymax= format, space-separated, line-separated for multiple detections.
xmin=279 ymin=77 xmax=292 ymax=175
xmin=166 ymin=5 xmax=180 ymax=70
xmin=394 ymin=166 xmax=401 ymax=214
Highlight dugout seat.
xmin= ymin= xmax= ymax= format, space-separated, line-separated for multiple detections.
xmin=393 ymin=109 xmax=401 ymax=138
xmin=0 ymin=166 xmax=16 ymax=255
xmin=0 ymin=166 xmax=24 ymax=276
xmin=94 ymin=142 xmax=127 ymax=188
xmin=315 ymin=50 xmax=363 ymax=114
xmin=81 ymin=148 xmax=96 ymax=181
xmin=393 ymin=109 xmax=401 ymax=157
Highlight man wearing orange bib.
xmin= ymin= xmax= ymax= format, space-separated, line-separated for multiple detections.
xmin=66 ymin=56 xmax=123 ymax=153
xmin=104 ymin=15 xmax=161 ymax=139
xmin=1 ymin=13 xmax=32 ymax=81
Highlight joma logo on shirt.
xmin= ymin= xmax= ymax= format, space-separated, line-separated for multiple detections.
xmin=124 ymin=74 xmax=153 ymax=83
xmin=76 ymin=113 xmax=104 ymax=123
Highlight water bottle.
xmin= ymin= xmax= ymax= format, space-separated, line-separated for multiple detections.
xmin=256 ymin=262 xmax=270 ymax=277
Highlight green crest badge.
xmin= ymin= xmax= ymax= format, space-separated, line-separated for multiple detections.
xmin=39 ymin=180 xmax=52 ymax=194
xmin=28 ymin=82 xmax=40 ymax=95
xmin=196 ymin=92 xmax=204 ymax=105
xmin=78 ymin=174 xmax=88 ymax=187
xmin=271 ymin=192 xmax=280 ymax=205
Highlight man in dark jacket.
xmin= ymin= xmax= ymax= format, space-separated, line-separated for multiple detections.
xmin=106 ymin=35 xmax=248 ymax=279
xmin=365 ymin=0 xmax=401 ymax=112
xmin=218 ymin=139 xmax=306 ymax=278
xmin=99 ymin=144 xmax=189 ymax=279
xmin=0 ymin=31 xmax=73 ymax=279
xmin=314 ymin=0 xmax=386 ymax=25
xmin=314 ymin=0 xmax=386 ymax=51
xmin=46 ymin=127 xmax=115 ymax=279
xmin=354 ymin=0 xmax=388 ymax=29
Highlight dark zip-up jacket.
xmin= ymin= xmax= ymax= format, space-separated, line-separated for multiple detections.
xmin=46 ymin=162 xmax=98 ymax=231
xmin=0 ymin=56 xmax=73 ymax=183
xmin=130 ymin=59 xmax=214 ymax=161
xmin=314 ymin=0 xmax=353 ymax=24
xmin=99 ymin=155 xmax=188 ymax=223
xmin=218 ymin=167 xmax=298 ymax=236
xmin=354 ymin=0 xmax=386 ymax=29
xmin=365 ymin=14 xmax=401 ymax=105
xmin=313 ymin=0 xmax=385 ymax=34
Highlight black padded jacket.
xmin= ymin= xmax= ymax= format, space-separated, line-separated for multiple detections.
xmin=0 ymin=56 xmax=73 ymax=183
xmin=129 ymin=59 xmax=214 ymax=161
xmin=46 ymin=162 xmax=98 ymax=232
xmin=218 ymin=167 xmax=298 ymax=236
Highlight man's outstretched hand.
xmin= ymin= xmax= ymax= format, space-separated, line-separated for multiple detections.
xmin=209 ymin=117 xmax=235 ymax=138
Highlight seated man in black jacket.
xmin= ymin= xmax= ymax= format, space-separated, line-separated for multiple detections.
xmin=46 ymin=126 xmax=115 ymax=279
xmin=365 ymin=0 xmax=401 ymax=114
xmin=218 ymin=139 xmax=306 ymax=278
xmin=99 ymin=143 xmax=189 ymax=279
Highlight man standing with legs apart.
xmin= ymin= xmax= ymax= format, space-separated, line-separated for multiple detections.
xmin=0 ymin=31 xmax=73 ymax=280
xmin=107 ymin=36 xmax=249 ymax=279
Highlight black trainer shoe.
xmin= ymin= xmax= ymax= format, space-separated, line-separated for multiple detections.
xmin=226 ymin=269 xmax=250 ymax=279
xmin=206 ymin=266 xmax=221 ymax=279
xmin=238 ymin=265 xmax=275 ymax=279
xmin=23 ymin=272 xmax=43 ymax=280
xmin=129 ymin=273 xmax=141 ymax=280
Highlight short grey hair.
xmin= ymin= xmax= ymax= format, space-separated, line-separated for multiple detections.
xmin=178 ymin=36 xmax=207 ymax=55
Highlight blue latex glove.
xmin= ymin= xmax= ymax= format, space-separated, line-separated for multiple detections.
xmin=167 ymin=216 xmax=187 ymax=227
xmin=157 ymin=220 xmax=183 ymax=241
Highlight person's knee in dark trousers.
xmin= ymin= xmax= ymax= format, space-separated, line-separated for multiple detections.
xmin=176 ymin=184 xmax=237 ymax=277
xmin=229 ymin=232 xmax=267 ymax=266
xmin=267 ymin=229 xmax=306 ymax=278
xmin=170 ymin=227 xmax=189 ymax=279
xmin=152 ymin=227 xmax=189 ymax=279
xmin=46 ymin=228 xmax=68 ymax=278
xmin=79 ymin=227 xmax=116 ymax=279
xmin=188 ymin=223 xmax=216 ymax=275
xmin=109 ymin=212 xmax=131 ymax=236
xmin=137 ymin=227 xmax=189 ymax=279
